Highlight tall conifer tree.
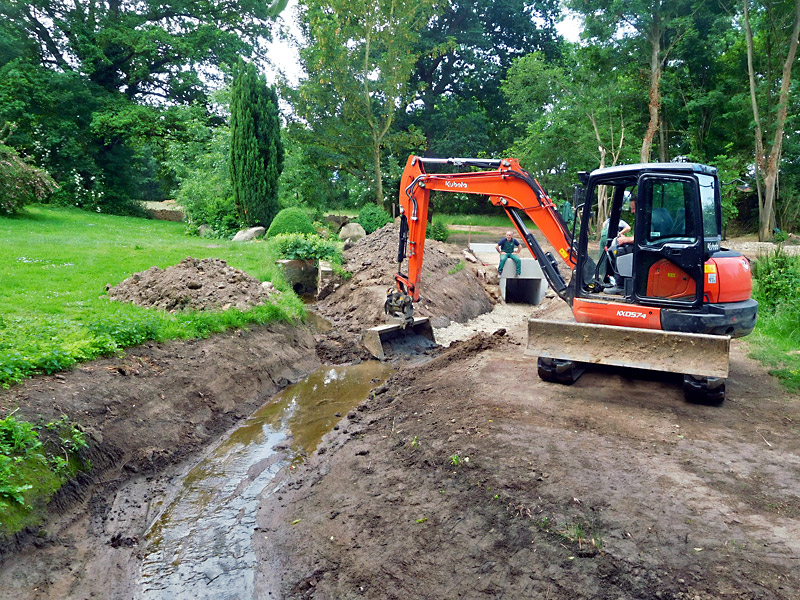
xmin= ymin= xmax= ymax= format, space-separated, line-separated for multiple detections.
xmin=230 ymin=60 xmax=284 ymax=227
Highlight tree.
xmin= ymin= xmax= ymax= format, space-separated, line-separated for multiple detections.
xmin=0 ymin=0 xmax=287 ymax=214
xmin=503 ymin=47 xmax=641 ymax=218
xmin=289 ymin=0 xmax=434 ymax=208
xmin=744 ymin=0 xmax=800 ymax=241
xmin=3 ymin=0 xmax=287 ymax=102
xmin=405 ymin=0 xmax=562 ymax=155
xmin=571 ymin=0 xmax=697 ymax=162
xmin=230 ymin=60 xmax=284 ymax=228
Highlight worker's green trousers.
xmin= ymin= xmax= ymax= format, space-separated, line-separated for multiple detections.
xmin=498 ymin=253 xmax=521 ymax=276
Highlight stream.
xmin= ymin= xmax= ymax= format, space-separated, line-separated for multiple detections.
xmin=135 ymin=361 xmax=392 ymax=599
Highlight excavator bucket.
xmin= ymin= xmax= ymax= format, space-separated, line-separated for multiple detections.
xmin=362 ymin=317 xmax=436 ymax=361
xmin=524 ymin=319 xmax=730 ymax=378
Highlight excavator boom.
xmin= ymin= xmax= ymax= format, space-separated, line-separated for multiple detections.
xmin=392 ymin=156 xmax=576 ymax=307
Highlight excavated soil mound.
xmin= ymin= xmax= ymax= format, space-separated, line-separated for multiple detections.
xmin=107 ymin=257 xmax=278 ymax=312
xmin=316 ymin=223 xmax=494 ymax=334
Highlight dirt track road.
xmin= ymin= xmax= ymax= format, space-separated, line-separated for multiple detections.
xmin=258 ymin=318 xmax=800 ymax=600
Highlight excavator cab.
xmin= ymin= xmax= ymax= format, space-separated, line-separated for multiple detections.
xmin=572 ymin=163 xmax=755 ymax=335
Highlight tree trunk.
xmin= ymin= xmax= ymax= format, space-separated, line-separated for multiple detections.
xmin=760 ymin=169 xmax=778 ymax=241
xmin=589 ymin=112 xmax=608 ymax=229
xmin=373 ymin=140 xmax=385 ymax=210
xmin=641 ymin=28 xmax=662 ymax=163
xmin=658 ymin=111 xmax=668 ymax=162
xmin=744 ymin=0 xmax=800 ymax=241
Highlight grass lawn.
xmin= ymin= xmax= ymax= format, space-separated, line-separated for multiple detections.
xmin=440 ymin=214 xmax=527 ymax=228
xmin=0 ymin=206 xmax=304 ymax=387
xmin=747 ymin=309 xmax=800 ymax=394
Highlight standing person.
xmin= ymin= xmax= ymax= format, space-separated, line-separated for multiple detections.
xmin=495 ymin=230 xmax=522 ymax=277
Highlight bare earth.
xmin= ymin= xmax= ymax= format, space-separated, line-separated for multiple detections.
xmin=0 ymin=226 xmax=798 ymax=599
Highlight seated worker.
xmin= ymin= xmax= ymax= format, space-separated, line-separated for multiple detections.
xmin=496 ymin=230 xmax=522 ymax=277
xmin=615 ymin=197 xmax=636 ymax=247
xmin=606 ymin=198 xmax=636 ymax=293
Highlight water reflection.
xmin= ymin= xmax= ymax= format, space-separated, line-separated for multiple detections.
xmin=137 ymin=361 xmax=391 ymax=599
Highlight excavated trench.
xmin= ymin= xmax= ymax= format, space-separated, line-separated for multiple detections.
xmin=2 ymin=227 xmax=798 ymax=599
xmin=136 ymin=360 xmax=393 ymax=599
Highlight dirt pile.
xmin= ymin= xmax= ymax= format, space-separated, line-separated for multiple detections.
xmin=316 ymin=223 xmax=494 ymax=334
xmin=107 ymin=257 xmax=278 ymax=312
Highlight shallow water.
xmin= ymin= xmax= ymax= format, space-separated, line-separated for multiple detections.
xmin=136 ymin=361 xmax=392 ymax=599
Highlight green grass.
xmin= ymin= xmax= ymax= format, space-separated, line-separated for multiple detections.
xmin=0 ymin=206 xmax=305 ymax=387
xmin=0 ymin=413 xmax=88 ymax=536
xmin=439 ymin=214 xmax=528 ymax=228
xmin=447 ymin=261 xmax=465 ymax=275
xmin=748 ymin=307 xmax=800 ymax=394
xmin=747 ymin=249 xmax=800 ymax=394
xmin=324 ymin=211 xmax=538 ymax=230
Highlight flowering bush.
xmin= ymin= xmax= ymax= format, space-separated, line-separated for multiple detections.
xmin=0 ymin=136 xmax=58 ymax=215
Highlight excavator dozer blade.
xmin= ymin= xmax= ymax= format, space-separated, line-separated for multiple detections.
xmin=525 ymin=319 xmax=730 ymax=378
xmin=362 ymin=317 xmax=436 ymax=361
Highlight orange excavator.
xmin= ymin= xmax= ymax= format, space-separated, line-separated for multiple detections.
xmin=381 ymin=156 xmax=758 ymax=404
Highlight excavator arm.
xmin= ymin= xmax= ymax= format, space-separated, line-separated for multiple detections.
xmin=387 ymin=156 xmax=577 ymax=322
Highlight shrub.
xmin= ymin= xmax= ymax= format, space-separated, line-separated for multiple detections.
xmin=356 ymin=203 xmax=392 ymax=234
xmin=428 ymin=218 xmax=450 ymax=242
xmin=185 ymin=194 xmax=241 ymax=239
xmin=270 ymin=233 xmax=342 ymax=263
xmin=752 ymin=246 xmax=800 ymax=312
xmin=266 ymin=207 xmax=316 ymax=237
xmin=0 ymin=140 xmax=58 ymax=215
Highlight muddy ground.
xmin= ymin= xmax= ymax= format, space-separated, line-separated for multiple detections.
xmin=0 ymin=226 xmax=798 ymax=599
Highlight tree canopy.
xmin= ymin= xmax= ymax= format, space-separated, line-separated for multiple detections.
xmin=2 ymin=0 xmax=799 ymax=241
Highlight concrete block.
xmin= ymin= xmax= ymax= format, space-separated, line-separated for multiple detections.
xmin=469 ymin=243 xmax=547 ymax=305
xmin=499 ymin=258 xmax=547 ymax=305
xmin=276 ymin=259 xmax=317 ymax=295
xmin=469 ymin=243 xmax=498 ymax=254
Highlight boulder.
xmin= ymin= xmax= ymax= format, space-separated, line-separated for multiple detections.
xmin=325 ymin=215 xmax=350 ymax=232
xmin=232 ymin=226 xmax=266 ymax=242
xmin=338 ymin=222 xmax=366 ymax=242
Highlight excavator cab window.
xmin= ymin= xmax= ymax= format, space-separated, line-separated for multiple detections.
xmin=698 ymin=173 xmax=722 ymax=239
xmin=633 ymin=174 xmax=704 ymax=308
xmin=641 ymin=179 xmax=698 ymax=243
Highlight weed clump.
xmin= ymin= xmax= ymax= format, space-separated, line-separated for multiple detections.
xmin=752 ymin=246 xmax=800 ymax=312
xmin=749 ymin=246 xmax=800 ymax=393
xmin=0 ymin=413 xmax=89 ymax=535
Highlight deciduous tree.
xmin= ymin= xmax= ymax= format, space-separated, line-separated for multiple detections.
xmin=289 ymin=0 xmax=434 ymax=208
xmin=503 ymin=47 xmax=641 ymax=217
xmin=571 ymin=0 xmax=697 ymax=162
xmin=405 ymin=0 xmax=561 ymax=155
xmin=743 ymin=0 xmax=800 ymax=241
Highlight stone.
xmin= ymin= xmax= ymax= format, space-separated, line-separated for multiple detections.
xmin=338 ymin=222 xmax=366 ymax=242
xmin=232 ymin=226 xmax=266 ymax=242
xmin=325 ymin=214 xmax=350 ymax=232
